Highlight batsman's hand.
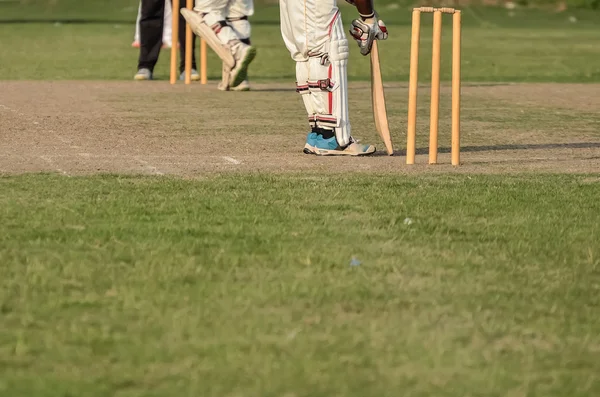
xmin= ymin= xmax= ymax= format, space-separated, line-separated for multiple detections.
xmin=349 ymin=14 xmax=388 ymax=56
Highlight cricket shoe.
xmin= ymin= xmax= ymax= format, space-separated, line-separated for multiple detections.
xmin=218 ymin=79 xmax=251 ymax=91
xmin=134 ymin=68 xmax=152 ymax=80
xmin=303 ymin=131 xmax=319 ymax=154
xmin=231 ymin=79 xmax=250 ymax=91
xmin=228 ymin=40 xmax=256 ymax=88
xmin=311 ymin=135 xmax=376 ymax=156
xmin=179 ymin=69 xmax=201 ymax=81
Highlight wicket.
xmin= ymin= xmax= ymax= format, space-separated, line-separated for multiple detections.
xmin=169 ymin=0 xmax=208 ymax=85
xmin=406 ymin=7 xmax=461 ymax=166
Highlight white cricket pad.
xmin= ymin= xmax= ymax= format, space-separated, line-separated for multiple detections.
xmin=227 ymin=16 xmax=251 ymax=41
xmin=294 ymin=11 xmax=350 ymax=147
xmin=180 ymin=8 xmax=235 ymax=68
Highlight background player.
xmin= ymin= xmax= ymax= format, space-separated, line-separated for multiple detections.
xmin=182 ymin=0 xmax=256 ymax=90
xmin=134 ymin=0 xmax=199 ymax=81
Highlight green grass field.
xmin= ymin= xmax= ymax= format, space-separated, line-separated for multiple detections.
xmin=1 ymin=1 xmax=600 ymax=396
xmin=2 ymin=174 xmax=600 ymax=396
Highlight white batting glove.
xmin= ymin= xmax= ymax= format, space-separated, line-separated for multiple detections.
xmin=349 ymin=14 xmax=388 ymax=56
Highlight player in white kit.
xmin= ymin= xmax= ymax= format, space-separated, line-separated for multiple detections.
xmin=181 ymin=0 xmax=256 ymax=90
xmin=280 ymin=0 xmax=388 ymax=156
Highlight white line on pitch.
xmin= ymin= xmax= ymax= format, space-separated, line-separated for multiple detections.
xmin=222 ymin=156 xmax=242 ymax=165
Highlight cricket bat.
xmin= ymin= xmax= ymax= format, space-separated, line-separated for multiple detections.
xmin=370 ymin=41 xmax=394 ymax=156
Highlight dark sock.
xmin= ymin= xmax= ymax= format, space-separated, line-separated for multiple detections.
xmin=316 ymin=128 xmax=335 ymax=139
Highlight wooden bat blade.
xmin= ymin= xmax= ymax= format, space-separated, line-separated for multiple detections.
xmin=370 ymin=41 xmax=394 ymax=156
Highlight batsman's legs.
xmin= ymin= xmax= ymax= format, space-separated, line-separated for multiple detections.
xmin=183 ymin=0 xmax=256 ymax=88
xmin=307 ymin=14 xmax=351 ymax=148
xmin=280 ymin=0 xmax=374 ymax=156
xmin=222 ymin=0 xmax=254 ymax=91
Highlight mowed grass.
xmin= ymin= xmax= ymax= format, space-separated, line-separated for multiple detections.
xmin=1 ymin=4 xmax=600 ymax=82
xmin=1 ymin=173 xmax=600 ymax=396
xmin=2 ymin=1 xmax=600 ymax=395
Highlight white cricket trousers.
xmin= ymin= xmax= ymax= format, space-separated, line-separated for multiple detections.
xmin=280 ymin=0 xmax=351 ymax=146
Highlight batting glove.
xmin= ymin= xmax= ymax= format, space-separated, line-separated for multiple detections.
xmin=349 ymin=14 xmax=388 ymax=56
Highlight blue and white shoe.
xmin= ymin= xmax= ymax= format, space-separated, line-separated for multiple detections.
xmin=312 ymin=135 xmax=376 ymax=156
xmin=303 ymin=131 xmax=319 ymax=154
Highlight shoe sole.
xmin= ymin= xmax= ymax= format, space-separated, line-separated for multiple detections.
xmin=303 ymin=144 xmax=316 ymax=154
xmin=230 ymin=47 xmax=256 ymax=88
xmin=313 ymin=148 xmax=376 ymax=156
xmin=304 ymin=144 xmax=376 ymax=156
xmin=219 ymin=81 xmax=250 ymax=91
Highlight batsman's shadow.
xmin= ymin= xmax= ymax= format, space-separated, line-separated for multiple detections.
xmin=394 ymin=142 xmax=600 ymax=155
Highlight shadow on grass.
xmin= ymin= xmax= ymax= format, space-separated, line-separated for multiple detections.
xmin=394 ymin=142 xmax=600 ymax=156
